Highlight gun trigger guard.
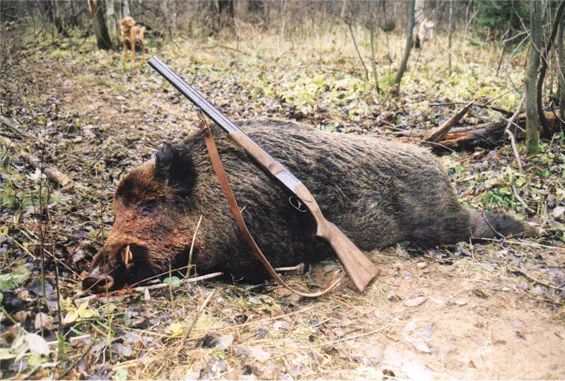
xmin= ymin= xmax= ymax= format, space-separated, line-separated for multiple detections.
xmin=289 ymin=195 xmax=308 ymax=213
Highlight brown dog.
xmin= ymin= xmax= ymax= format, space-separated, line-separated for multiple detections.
xmin=120 ymin=16 xmax=145 ymax=59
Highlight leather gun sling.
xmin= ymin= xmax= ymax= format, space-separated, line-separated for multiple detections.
xmin=199 ymin=123 xmax=341 ymax=297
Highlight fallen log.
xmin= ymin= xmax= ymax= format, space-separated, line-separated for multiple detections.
xmin=437 ymin=111 xmax=560 ymax=151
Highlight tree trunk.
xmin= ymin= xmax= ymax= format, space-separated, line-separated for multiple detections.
xmin=448 ymin=0 xmax=453 ymax=74
xmin=248 ymin=0 xmax=267 ymax=25
xmin=45 ymin=0 xmax=68 ymax=36
xmin=368 ymin=1 xmax=380 ymax=93
xmin=559 ymin=14 xmax=565 ymax=122
xmin=525 ymin=0 xmax=542 ymax=155
xmin=106 ymin=0 xmax=118 ymax=46
xmin=393 ymin=0 xmax=415 ymax=93
xmin=122 ymin=0 xmax=131 ymax=17
xmin=88 ymin=0 xmax=113 ymax=50
xmin=414 ymin=0 xmax=424 ymax=24
xmin=160 ymin=0 xmax=171 ymax=38
xmin=218 ymin=0 xmax=235 ymax=31
xmin=170 ymin=1 xmax=178 ymax=37
xmin=536 ymin=0 xmax=565 ymax=134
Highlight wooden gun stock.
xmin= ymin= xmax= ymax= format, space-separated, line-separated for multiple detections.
xmin=317 ymin=222 xmax=380 ymax=292
xmin=149 ymin=57 xmax=380 ymax=292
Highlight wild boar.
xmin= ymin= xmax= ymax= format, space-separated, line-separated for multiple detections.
xmin=83 ymin=119 xmax=528 ymax=292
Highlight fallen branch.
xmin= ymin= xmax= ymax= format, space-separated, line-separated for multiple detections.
xmin=0 ymin=115 xmax=29 ymax=138
xmin=0 ymin=135 xmax=75 ymax=189
xmin=346 ymin=20 xmax=369 ymax=81
xmin=74 ymin=271 xmax=224 ymax=306
xmin=429 ymin=102 xmax=513 ymax=117
xmin=432 ymin=111 xmax=559 ymax=151
xmin=423 ymin=101 xmax=475 ymax=143
xmin=177 ymin=289 xmax=216 ymax=351
xmin=511 ymin=268 xmax=565 ymax=292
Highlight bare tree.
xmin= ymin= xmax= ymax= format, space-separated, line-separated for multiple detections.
xmin=160 ymin=0 xmax=178 ymax=38
xmin=559 ymin=14 xmax=565 ymax=122
xmin=525 ymin=0 xmax=542 ymax=155
xmin=88 ymin=0 xmax=113 ymax=50
xmin=106 ymin=0 xmax=118 ymax=46
xmin=368 ymin=1 xmax=381 ymax=93
xmin=536 ymin=0 xmax=565 ymax=134
xmin=392 ymin=0 xmax=415 ymax=94
xmin=448 ymin=0 xmax=453 ymax=73
xmin=218 ymin=0 xmax=235 ymax=32
xmin=122 ymin=0 xmax=131 ymax=18
xmin=45 ymin=0 xmax=68 ymax=36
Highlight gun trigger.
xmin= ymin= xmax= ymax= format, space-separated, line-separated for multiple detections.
xmin=289 ymin=196 xmax=308 ymax=213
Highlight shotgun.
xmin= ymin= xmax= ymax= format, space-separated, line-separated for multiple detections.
xmin=148 ymin=56 xmax=379 ymax=292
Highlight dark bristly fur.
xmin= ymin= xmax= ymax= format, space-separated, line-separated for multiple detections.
xmin=84 ymin=119 xmax=530 ymax=291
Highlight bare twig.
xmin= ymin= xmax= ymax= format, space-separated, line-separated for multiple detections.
xmin=368 ymin=4 xmax=381 ymax=94
xmin=181 ymin=288 xmax=216 ymax=345
xmin=430 ymin=102 xmax=513 ymax=117
xmin=511 ymin=268 xmax=565 ymax=291
xmin=186 ymin=215 xmax=202 ymax=278
xmin=346 ymin=21 xmax=369 ymax=81
xmin=512 ymin=183 xmax=532 ymax=212
xmin=0 ymin=115 xmax=29 ymax=138
xmin=74 ymin=272 xmax=224 ymax=305
xmin=59 ymin=344 xmax=93 ymax=379
xmin=275 ymin=264 xmax=305 ymax=273
xmin=505 ymin=95 xmax=525 ymax=172
xmin=480 ymin=238 xmax=565 ymax=253
xmin=502 ymin=30 xmax=528 ymax=44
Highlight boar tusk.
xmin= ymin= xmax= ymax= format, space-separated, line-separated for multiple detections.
xmin=123 ymin=245 xmax=133 ymax=267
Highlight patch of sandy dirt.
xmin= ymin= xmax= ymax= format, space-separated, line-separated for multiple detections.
xmin=346 ymin=253 xmax=564 ymax=380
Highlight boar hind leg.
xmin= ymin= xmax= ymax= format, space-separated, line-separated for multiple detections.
xmin=469 ymin=211 xmax=528 ymax=239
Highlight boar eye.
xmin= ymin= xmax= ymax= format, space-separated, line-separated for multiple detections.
xmin=137 ymin=200 xmax=158 ymax=216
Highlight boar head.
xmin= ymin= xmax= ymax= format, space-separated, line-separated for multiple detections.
xmin=83 ymin=144 xmax=199 ymax=293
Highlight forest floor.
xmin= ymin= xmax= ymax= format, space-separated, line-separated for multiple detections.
xmin=1 ymin=25 xmax=564 ymax=380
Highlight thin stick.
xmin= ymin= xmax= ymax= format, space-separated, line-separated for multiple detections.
xmin=511 ymin=268 xmax=565 ymax=291
xmin=512 ymin=183 xmax=532 ymax=212
xmin=347 ymin=21 xmax=369 ymax=81
xmin=59 ymin=345 xmax=92 ymax=379
xmin=186 ymin=215 xmax=202 ymax=278
xmin=182 ymin=289 xmax=216 ymax=342
xmin=274 ymin=264 xmax=304 ymax=273
xmin=0 ymin=115 xmax=29 ymax=138
xmin=480 ymin=238 xmax=565 ymax=253
xmin=504 ymin=95 xmax=525 ymax=172
xmin=74 ymin=272 xmax=224 ymax=305
xmin=506 ymin=130 xmax=523 ymax=172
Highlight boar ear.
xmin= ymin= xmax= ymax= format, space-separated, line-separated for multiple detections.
xmin=155 ymin=143 xmax=196 ymax=191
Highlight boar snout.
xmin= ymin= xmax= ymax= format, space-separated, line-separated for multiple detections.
xmin=83 ymin=238 xmax=151 ymax=292
xmin=82 ymin=267 xmax=115 ymax=293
